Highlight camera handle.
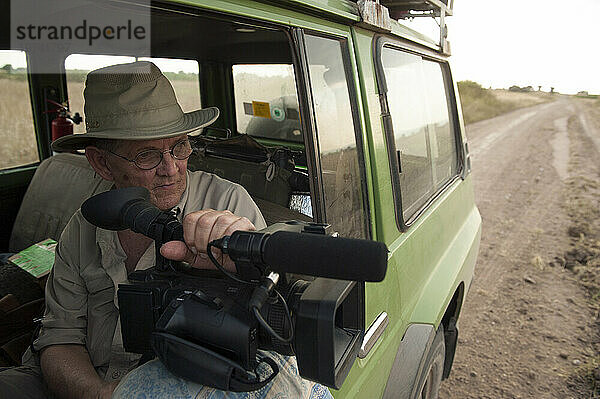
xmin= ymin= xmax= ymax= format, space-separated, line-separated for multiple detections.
xmin=151 ymin=215 xmax=172 ymax=272
xmin=151 ymin=209 xmax=185 ymax=273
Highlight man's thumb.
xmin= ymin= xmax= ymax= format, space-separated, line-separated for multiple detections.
xmin=160 ymin=241 xmax=195 ymax=263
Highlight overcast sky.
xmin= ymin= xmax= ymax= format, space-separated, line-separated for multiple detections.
xmin=3 ymin=1 xmax=598 ymax=94
xmin=408 ymin=0 xmax=599 ymax=94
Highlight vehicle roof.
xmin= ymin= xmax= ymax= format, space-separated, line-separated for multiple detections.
xmin=173 ymin=0 xmax=440 ymax=50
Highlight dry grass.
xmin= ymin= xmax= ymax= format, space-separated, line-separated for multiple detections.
xmin=491 ymin=89 xmax=552 ymax=106
xmin=458 ymin=80 xmax=554 ymax=125
xmin=0 ymin=79 xmax=38 ymax=169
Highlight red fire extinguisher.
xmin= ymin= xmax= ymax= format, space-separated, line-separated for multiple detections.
xmin=45 ymin=100 xmax=82 ymax=142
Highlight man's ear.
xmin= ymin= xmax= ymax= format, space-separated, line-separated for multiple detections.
xmin=85 ymin=146 xmax=114 ymax=181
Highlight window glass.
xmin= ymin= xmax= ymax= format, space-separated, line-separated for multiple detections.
xmin=232 ymin=64 xmax=301 ymax=142
xmin=0 ymin=50 xmax=39 ymax=169
xmin=65 ymin=54 xmax=201 ymax=134
xmin=305 ymin=34 xmax=368 ymax=239
xmin=381 ymin=47 xmax=459 ymax=220
xmin=382 ymin=50 xmax=433 ymax=215
xmin=422 ymin=60 xmax=458 ymax=189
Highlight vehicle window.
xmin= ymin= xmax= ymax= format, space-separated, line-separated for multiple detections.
xmin=65 ymin=54 xmax=201 ymax=134
xmin=0 ymin=50 xmax=38 ymax=169
xmin=422 ymin=60 xmax=458 ymax=190
xmin=232 ymin=64 xmax=302 ymax=142
xmin=304 ymin=34 xmax=369 ymax=239
xmin=381 ymin=47 xmax=459 ymax=221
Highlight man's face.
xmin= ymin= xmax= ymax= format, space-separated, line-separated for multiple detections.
xmin=104 ymin=135 xmax=189 ymax=210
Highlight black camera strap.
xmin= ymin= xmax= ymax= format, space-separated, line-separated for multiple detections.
xmin=214 ymin=355 xmax=280 ymax=392
xmin=152 ymin=331 xmax=280 ymax=392
xmin=236 ymin=355 xmax=279 ymax=392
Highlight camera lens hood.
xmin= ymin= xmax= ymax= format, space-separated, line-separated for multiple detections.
xmin=82 ymin=186 xmax=150 ymax=230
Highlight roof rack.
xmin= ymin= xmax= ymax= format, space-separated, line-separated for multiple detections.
xmin=357 ymin=0 xmax=453 ymax=54
xmin=381 ymin=0 xmax=453 ymax=18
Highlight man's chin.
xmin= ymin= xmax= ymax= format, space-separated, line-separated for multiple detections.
xmin=151 ymin=189 xmax=183 ymax=211
xmin=150 ymin=176 xmax=187 ymax=211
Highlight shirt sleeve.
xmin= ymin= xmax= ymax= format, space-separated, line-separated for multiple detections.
xmin=185 ymin=170 xmax=267 ymax=231
xmin=33 ymin=218 xmax=88 ymax=351
xmin=224 ymin=184 xmax=267 ymax=231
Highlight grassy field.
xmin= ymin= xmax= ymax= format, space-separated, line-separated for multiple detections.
xmin=0 ymin=78 xmax=38 ymax=169
xmin=457 ymin=80 xmax=554 ymax=125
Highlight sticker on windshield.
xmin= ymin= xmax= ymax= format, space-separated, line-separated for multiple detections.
xmin=252 ymin=101 xmax=271 ymax=119
xmin=271 ymin=106 xmax=285 ymax=122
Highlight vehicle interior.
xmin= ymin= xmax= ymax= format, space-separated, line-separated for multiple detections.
xmin=0 ymin=1 xmax=320 ymax=366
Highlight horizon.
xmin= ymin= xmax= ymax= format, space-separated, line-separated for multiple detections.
xmin=403 ymin=0 xmax=599 ymax=95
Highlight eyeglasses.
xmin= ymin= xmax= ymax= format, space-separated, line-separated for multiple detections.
xmin=106 ymin=139 xmax=193 ymax=170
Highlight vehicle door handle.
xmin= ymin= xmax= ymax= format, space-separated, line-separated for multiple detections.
xmin=359 ymin=312 xmax=389 ymax=359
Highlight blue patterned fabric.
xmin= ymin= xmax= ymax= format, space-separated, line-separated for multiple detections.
xmin=0 ymin=253 xmax=15 ymax=264
xmin=113 ymin=351 xmax=333 ymax=399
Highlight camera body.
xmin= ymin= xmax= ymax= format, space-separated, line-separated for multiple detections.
xmin=118 ymin=269 xmax=260 ymax=366
xmin=116 ymin=221 xmax=361 ymax=390
xmin=81 ymin=188 xmax=387 ymax=391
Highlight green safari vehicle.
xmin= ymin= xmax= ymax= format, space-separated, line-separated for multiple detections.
xmin=0 ymin=0 xmax=481 ymax=397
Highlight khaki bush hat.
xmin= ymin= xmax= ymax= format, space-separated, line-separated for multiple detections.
xmin=52 ymin=61 xmax=219 ymax=152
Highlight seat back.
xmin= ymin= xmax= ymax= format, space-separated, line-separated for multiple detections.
xmin=9 ymin=153 xmax=112 ymax=252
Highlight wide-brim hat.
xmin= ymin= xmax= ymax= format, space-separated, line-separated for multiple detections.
xmin=52 ymin=61 xmax=219 ymax=152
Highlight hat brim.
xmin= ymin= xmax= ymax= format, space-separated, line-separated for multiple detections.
xmin=51 ymin=107 xmax=220 ymax=152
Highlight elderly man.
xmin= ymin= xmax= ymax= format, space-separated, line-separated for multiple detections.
xmin=0 ymin=62 xmax=331 ymax=399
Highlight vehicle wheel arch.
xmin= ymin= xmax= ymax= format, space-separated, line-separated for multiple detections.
xmin=381 ymin=282 xmax=465 ymax=398
xmin=439 ymin=282 xmax=464 ymax=379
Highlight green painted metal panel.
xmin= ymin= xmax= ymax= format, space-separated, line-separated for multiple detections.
xmin=335 ymin=177 xmax=480 ymax=398
xmin=330 ymin=25 xmax=399 ymax=399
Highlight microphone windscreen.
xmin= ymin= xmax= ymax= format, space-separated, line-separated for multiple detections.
xmin=262 ymin=231 xmax=388 ymax=282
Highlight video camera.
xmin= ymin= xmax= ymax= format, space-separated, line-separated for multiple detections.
xmin=81 ymin=187 xmax=388 ymax=391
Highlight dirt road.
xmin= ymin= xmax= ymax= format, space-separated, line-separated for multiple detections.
xmin=440 ymin=97 xmax=600 ymax=398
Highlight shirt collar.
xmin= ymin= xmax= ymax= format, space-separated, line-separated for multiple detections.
xmin=172 ymin=170 xmax=190 ymax=221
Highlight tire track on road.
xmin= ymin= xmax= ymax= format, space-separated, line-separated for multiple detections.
xmin=467 ymin=99 xmax=574 ymax=290
xmin=442 ymin=97 xmax=596 ymax=399
xmin=577 ymin=109 xmax=600 ymax=153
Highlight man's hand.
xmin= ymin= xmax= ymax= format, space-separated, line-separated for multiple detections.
xmin=160 ymin=209 xmax=256 ymax=272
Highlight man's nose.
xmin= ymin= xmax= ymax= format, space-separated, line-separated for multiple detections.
xmin=156 ymin=151 xmax=179 ymax=176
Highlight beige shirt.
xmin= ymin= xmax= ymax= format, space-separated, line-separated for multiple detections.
xmin=26 ymin=170 xmax=266 ymax=378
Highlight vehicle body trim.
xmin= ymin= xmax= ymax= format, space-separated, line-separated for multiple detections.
xmin=382 ymin=323 xmax=435 ymax=399
xmin=358 ymin=311 xmax=388 ymax=358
